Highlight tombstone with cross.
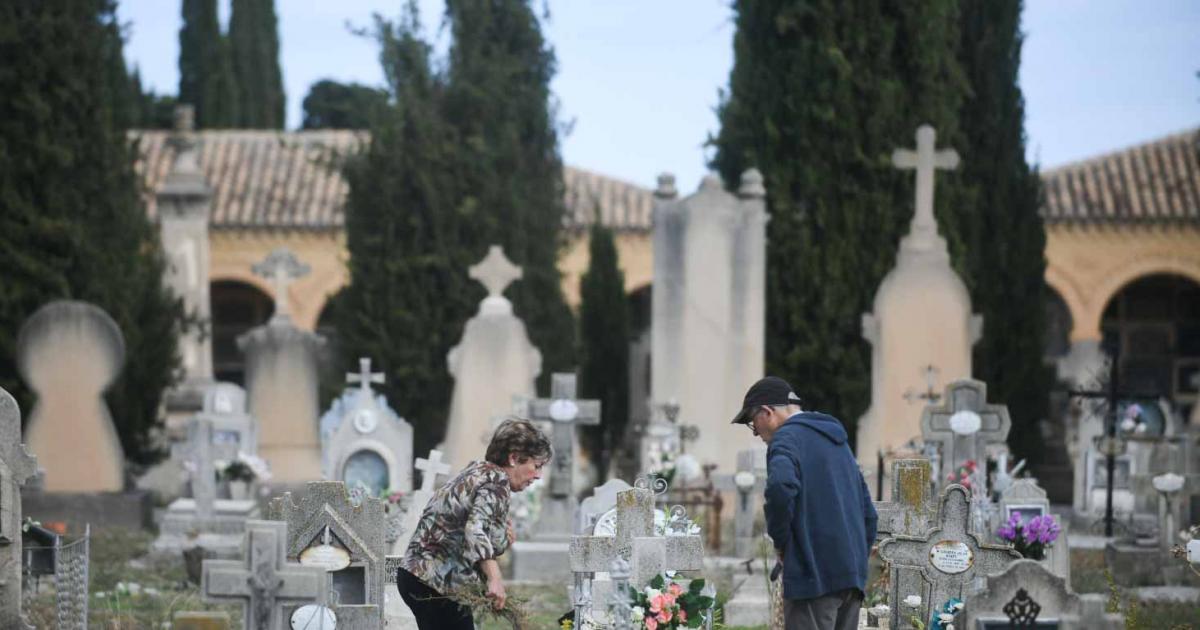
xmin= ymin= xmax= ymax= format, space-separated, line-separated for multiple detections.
xmin=712 ymin=447 xmax=767 ymax=558
xmin=0 ymin=386 xmax=38 ymax=630
xmin=201 ymin=520 xmax=327 ymax=630
xmin=877 ymin=484 xmax=1020 ymax=630
xmin=529 ymin=373 xmax=601 ymax=531
xmin=320 ymin=357 xmax=413 ymax=496
xmin=390 ymin=449 xmax=452 ymax=555
xmin=252 ymin=247 xmax=311 ymax=324
xmin=920 ymin=379 xmax=1011 ymax=495
xmin=874 ymin=459 xmax=936 ymax=540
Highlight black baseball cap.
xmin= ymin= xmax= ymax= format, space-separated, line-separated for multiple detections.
xmin=731 ymin=376 xmax=803 ymax=424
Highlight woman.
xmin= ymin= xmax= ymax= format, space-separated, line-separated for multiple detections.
xmin=397 ymin=418 xmax=551 ymax=629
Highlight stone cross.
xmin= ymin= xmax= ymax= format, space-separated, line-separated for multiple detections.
xmin=874 ymin=459 xmax=935 ymax=539
xmin=202 ymin=520 xmax=325 ymax=630
xmin=892 ymin=124 xmax=959 ymax=237
xmin=469 ymin=245 xmax=522 ymax=299
xmin=346 ymin=357 xmax=384 ymax=395
xmin=877 ymin=485 xmax=1020 ymax=630
xmin=392 ymin=450 xmax=453 ymax=556
xmin=252 ymin=247 xmax=311 ymax=323
xmin=182 ymin=416 xmax=217 ymax=520
xmin=713 ymin=447 xmax=767 ymax=558
xmin=528 ymin=373 xmax=602 ymax=498
xmin=414 ymin=449 xmax=451 ymax=493
xmin=920 ymin=379 xmax=1011 ymax=489
xmin=0 ymin=387 xmax=38 ymax=630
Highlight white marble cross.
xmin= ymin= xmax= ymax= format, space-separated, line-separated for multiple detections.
xmin=182 ymin=416 xmax=217 ymax=520
xmin=347 ymin=357 xmax=384 ymax=394
xmin=202 ymin=520 xmax=326 ymax=630
xmin=528 ymin=373 xmax=602 ymax=498
xmin=469 ymin=245 xmax=522 ymax=299
xmin=414 ymin=450 xmax=451 ymax=493
xmin=893 ymin=125 xmax=959 ymax=236
xmin=252 ymin=247 xmax=311 ymax=322
xmin=920 ymin=379 xmax=1011 ymax=490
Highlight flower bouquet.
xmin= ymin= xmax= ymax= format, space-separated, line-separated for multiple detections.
xmin=945 ymin=459 xmax=977 ymax=489
xmin=996 ymin=511 xmax=1060 ymax=560
xmin=626 ymin=573 xmax=714 ymax=629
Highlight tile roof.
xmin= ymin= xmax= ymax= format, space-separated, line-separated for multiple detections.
xmin=1041 ymin=128 xmax=1200 ymax=225
xmin=134 ymin=129 xmax=655 ymax=232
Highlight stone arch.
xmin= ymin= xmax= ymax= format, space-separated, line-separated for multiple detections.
xmin=1045 ymin=262 xmax=1092 ymax=341
xmin=1078 ymin=256 xmax=1200 ymax=344
xmin=210 ymin=279 xmax=273 ymax=385
xmin=1043 ymin=282 xmax=1073 ymax=360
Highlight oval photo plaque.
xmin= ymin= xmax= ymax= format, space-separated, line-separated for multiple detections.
xmin=292 ymin=604 xmax=337 ymax=629
xmin=948 ymin=410 xmax=982 ymax=436
xmin=299 ymin=544 xmax=351 ymax=572
xmin=928 ymin=540 xmax=973 ymax=574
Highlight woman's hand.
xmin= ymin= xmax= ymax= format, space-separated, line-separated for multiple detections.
xmin=506 ymin=520 xmax=516 ymax=546
xmin=486 ymin=575 xmax=507 ymax=610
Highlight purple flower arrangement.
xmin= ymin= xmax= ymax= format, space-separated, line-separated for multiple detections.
xmin=996 ymin=511 xmax=1060 ymax=560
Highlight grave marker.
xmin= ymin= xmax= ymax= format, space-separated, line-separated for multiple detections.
xmin=920 ymin=379 xmax=1010 ymax=491
xmin=712 ymin=447 xmax=767 ymax=558
xmin=0 ymin=386 xmax=38 ymax=630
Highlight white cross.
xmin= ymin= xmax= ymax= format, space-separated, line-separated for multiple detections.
xmin=182 ymin=416 xmax=216 ymax=520
xmin=469 ymin=245 xmax=522 ymax=299
xmin=415 ymin=450 xmax=451 ymax=493
xmin=346 ymin=357 xmax=384 ymax=394
xmin=252 ymin=247 xmax=311 ymax=322
xmin=527 ymin=373 xmax=602 ymax=498
xmin=893 ymin=125 xmax=959 ymax=237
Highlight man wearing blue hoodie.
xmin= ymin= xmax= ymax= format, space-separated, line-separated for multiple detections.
xmin=732 ymin=376 xmax=877 ymax=630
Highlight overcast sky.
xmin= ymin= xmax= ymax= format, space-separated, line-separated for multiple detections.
xmin=118 ymin=0 xmax=1200 ymax=189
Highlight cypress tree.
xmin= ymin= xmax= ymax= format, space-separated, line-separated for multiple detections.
xmin=443 ymin=0 xmax=576 ymax=389
xmin=711 ymin=0 xmax=967 ymax=438
xmin=0 ymin=0 xmax=185 ymax=465
xmin=578 ymin=222 xmax=629 ymax=478
xmin=230 ymin=0 xmax=285 ymax=128
xmin=179 ymin=0 xmax=238 ymax=127
xmin=955 ymin=0 xmax=1048 ymax=464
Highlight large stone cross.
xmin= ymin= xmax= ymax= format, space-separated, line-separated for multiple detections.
xmin=920 ymin=379 xmax=1011 ymax=489
xmin=878 ymin=485 xmax=1020 ymax=630
xmin=469 ymin=245 xmax=522 ymax=299
xmin=181 ymin=416 xmax=217 ymax=520
xmin=347 ymin=357 xmax=384 ymax=395
xmin=414 ymin=449 xmax=451 ymax=493
xmin=202 ymin=520 xmax=326 ymax=630
xmin=528 ymin=373 xmax=602 ymax=498
xmin=252 ymin=247 xmax=311 ymax=322
xmin=893 ymin=124 xmax=959 ymax=237
xmin=390 ymin=449 xmax=453 ymax=557
xmin=713 ymin=447 xmax=767 ymax=558
xmin=874 ymin=459 xmax=935 ymax=539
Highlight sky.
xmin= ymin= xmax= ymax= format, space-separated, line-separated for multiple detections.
xmin=118 ymin=1 xmax=1200 ymax=190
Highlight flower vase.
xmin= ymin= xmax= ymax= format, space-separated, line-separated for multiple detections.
xmin=229 ymin=480 xmax=250 ymax=500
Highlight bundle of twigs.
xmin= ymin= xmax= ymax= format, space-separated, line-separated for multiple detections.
xmin=442 ymin=584 xmax=534 ymax=630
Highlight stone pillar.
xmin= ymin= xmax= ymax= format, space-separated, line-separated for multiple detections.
xmin=1058 ymin=339 xmax=1110 ymax=514
xmin=857 ymin=126 xmax=981 ymax=488
xmin=650 ymin=170 xmax=767 ymax=473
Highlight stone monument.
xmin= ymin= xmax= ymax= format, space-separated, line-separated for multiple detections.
xmin=0 ymin=386 xmax=38 ymax=630
xmin=858 ymin=125 xmax=982 ymax=487
xmin=442 ymin=245 xmax=542 ymax=467
xmin=964 ymin=559 xmax=1121 ymax=629
xmin=238 ymin=247 xmax=326 ymax=482
xmin=651 ymin=169 xmax=767 ymax=473
xmin=713 ymin=446 xmax=768 ymax=558
xmin=321 ymin=358 xmax=413 ymax=495
xmin=919 ymin=379 xmax=1011 ymax=493
xmin=17 ymin=300 xmax=125 ymax=492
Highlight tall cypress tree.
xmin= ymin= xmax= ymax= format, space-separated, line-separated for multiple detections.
xmin=711 ymin=0 xmax=966 ymax=437
xmin=179 ymin=0 xmax=238 ymax=128
xmin=0 ymin=0 xmax=185 ymax=466
xmin=443 ymin=0 xmax=576 ymax=388
xmin=955 ymin=0 xmax=1048 ymax=464
xmin=230 ymin=0 xmax=285 ymax=128
xmin=578 ymin=222 xmax=629 ymax=478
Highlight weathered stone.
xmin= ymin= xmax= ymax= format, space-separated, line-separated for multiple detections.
xmin=712 ymin=447 xmax=767 ymax=558
xmin=172 ymin=610 xmax=231 ymax=630
xmin=874 ymin=459 xmax=934 ymax=539
xmin=919 ymin=379 xmax=1011 ymax=492
xmin=997 ymin=478 xmax=1070 ymax=582
xmin=964 ymin=559 xmax=1121 ymax=629
xmin=0 ymin=386 xmax=38 ymax=630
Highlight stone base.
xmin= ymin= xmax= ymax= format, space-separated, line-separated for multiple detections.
xmin=151 ymin=498 xmax=260 ymax=557
xmin=385 ymin=590 xmax=418 ymax=629
xmin=1104 ymin=541 xmax=1190 ymax=586
xmin=172 ymin=611 xmax=231 ymax=630
xmin=723 ymin=574 xmax=771 ymax=626
xmin=21 ymin=489 xmax=153 ymax=531
xmin=510 ymin=539 xmax=571 ymax=582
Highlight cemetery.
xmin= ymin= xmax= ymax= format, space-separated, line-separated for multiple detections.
xmin=2 ymin=2 xmax=1200 ymax=629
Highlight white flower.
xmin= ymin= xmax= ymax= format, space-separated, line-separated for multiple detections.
xmin=1135 ymin=422 xmax=1148 ymax=435
xmin=870 ymin=604 xmax=890 ymax=615
xmin=952 ymin=602 xmax=964 ymax=612
xmin=938 ymin=612 xmax=954 ymax=623
xmin=1120 ymin=418 xmax=1137 ymax=432
xmin=903 ymin=595 xmax=922 ymax=608
xmin=631 ymin=606 xmax=644 ymax=621
xmin=946 ymin=624 xmax=954 ymax=630
xmin=645 ymin=587 xmax=662 ymax=600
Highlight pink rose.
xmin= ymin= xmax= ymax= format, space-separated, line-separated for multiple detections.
xmin=678 ymin=609 xmax=688 ymax=623
xmin=663 ymin=593 xmax=677 ymax=608
xmin=668 ymin=583 xmax=683 ymax=597
xmin=649 ymin=594 xmax=664 ymax=613
xmin=644 ymin=616 xmax=658 ymax=630
xmin=657 ymin=608 xmax=672 ymax=624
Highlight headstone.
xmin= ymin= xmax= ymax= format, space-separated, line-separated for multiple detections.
xmin=201 ymin=383 xmax=257 ymax=460
xmin=873 ymin=459 xmax=935 ymax=539
xmin=17 ymin=300 xmax=125 ymax=492
xmin=320 ymin=358 xmax=413 ymax=496
xmin=442 ymin=245 xmax=541 ymax=467
xmin=857 ymin=126 xmax=982 ymax=483
xmin=650 ymin=170 xmax=767 ymax=472
xmin=920 ymin=379 xmax=1011 ymax=494
xmin=997 ymin=478 xmax=1070 ymax=582
xmin=267 ymin=481 xmax=386 ymax=628
xmin=712 ymin=446 xmax=768 ymax=558
xmin=964 ymin=559 xmax=1121 ymax=629
xmin=238 ymin=248 xmax=326 ymax=482
xmin=576 ymin=478 xmax=632 ymax=535
xmin=0 ymin=386 xmax=39 ymax=630
xmin=876 ymin=485 xmax=1020 ymax=629
xmin=201 ymin=520 xmax=326 ymax=630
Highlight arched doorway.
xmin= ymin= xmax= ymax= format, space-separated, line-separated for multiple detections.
xmin=1101 ymin=273 xmax=1200 ymax=421
xmin=211 ymin=280 xmax=273 ymax=385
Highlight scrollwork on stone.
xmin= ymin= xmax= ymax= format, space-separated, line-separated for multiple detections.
xmin=634 ymin=474 xmax=669 ymax=496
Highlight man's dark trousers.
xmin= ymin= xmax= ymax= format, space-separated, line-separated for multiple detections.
xmin=784 ymin=588 xmax=862 ymax=630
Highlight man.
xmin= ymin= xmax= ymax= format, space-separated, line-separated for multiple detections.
xmin=732 ymin=376 xmax=877 ymax=630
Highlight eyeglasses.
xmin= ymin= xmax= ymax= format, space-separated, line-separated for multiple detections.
xmin=745 ymin=407 xmax=763 ymax=436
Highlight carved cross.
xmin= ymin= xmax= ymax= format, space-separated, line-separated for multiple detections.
xmin=527 ymin=373 xmax=602 ymax=497
xmin=469 ymin=245 xmax=522 ymax=299
xmin=414 ymin=450 xmax=452 ymax=493
xmin=346 ymin=357 xmax=384 ymax=395
xmin=893 ymin=125 xmax=959 ymax=237
xmin=920 ymin=379 xmax=1011 ymax=490
xmin=712 ymin=448 xmax=767 ymax=558
xmin=874 ymin=459 xmax=935 ymax=539
xmin=0 ymin=388 xmax=37 ymax=544
xmin=903 ymin=365 xmax=943 ymax=405
xmin=252 ymin=247 xmax=311 ymax=322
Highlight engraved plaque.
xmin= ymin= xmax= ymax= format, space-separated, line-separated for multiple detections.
xmin=299 ymin=544 xmax=351 ymax=571
xmin=929 ymin=540 xmax=973 ymax=574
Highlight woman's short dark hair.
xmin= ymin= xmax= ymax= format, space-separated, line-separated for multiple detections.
xmin=485 ymin=418 xmax=552 ymax=466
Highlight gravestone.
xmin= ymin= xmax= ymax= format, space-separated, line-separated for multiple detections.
xmin=651 ymin=170 xmax=767 ymax=472
xmin=238 ymin=248 xmax=326 ymax=482
xmin=201 ymin=383 xmax=257 ymax=461
xmin=997 ymin=478 xmax=1070 ymax=582
xmin=17 ymin=300 xmax=125 ymax=492
xmin=577 ymin=478 xmax=632 ymax=534
xmin=877 ymin=485 xmax=1020 ymax=629
xmin=713 ymin=447 xmax=768 ymax=558
xmin=858 ymin=126 xmax=982 ymax=478
xmin=201 ymin=520 xmax=326 ymax=630
xmin=267 ymin=481 xmax=386 ymax=628
xmin=382 ymin=450 xmax=452 ymax=630
xmin=321 ymin=358 xmax=413 ymax=496
xmin=964 ymin=559 xmax=1121 ymax=629
xmin=512 ymin=373 xmax=601 ymax=581
xmin=920 ymin=379 xmax=1011 ymax=493
xmin=874 ymin=459 xmax=935 ymax=539
xmin=0 ymin=386 xmax=38 ymax=630
xmin=442 ymin=245 xmax=542 ymax=467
